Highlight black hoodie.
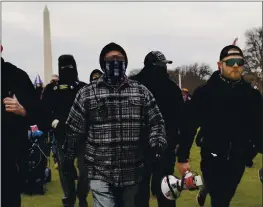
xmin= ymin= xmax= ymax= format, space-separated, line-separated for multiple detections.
xmin=41 ymin=55 xmax=87 ymax=135
xmin=99 ymin=42 xmax=128 ymax=71
xmin=178 ymin=70 xmax=262 ymax=161
xmin=130 ymin=64 xmax=186 ymax=158
xmin=1 ymin=57 xmax=39 ymax=175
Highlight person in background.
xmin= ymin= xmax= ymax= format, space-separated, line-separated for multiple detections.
xmin=51 ymin=74 xmax=59 ymax=83
xmin=89 ymin=69 xmax=103 ymax=82
xmin=41 ymin=54 xmax=88 ymax=207
xmin=34 ymin=74 xmax=45 ymax=100
xmin=182 ymin=88 xmax=191 ymax=103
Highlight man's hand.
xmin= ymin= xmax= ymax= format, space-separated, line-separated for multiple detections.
xmin=3 ymin=94 xmax=26 ymax=117
xmin=176 ymin=162 xmax=191 ymax=176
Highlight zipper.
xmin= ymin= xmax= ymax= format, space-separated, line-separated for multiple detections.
xmin=227 ymin=141 xmax=232 ymax=160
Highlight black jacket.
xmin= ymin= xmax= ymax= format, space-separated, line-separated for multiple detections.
xmin=130 ymin=66 xmax=186 ymax=157
xmin=41 ymin=80 xmax=87 ymax=139
xmin=178 ymin=70 xmax=263 ymax=161
xmin=1 ymin=58 xmax=39 ymax=173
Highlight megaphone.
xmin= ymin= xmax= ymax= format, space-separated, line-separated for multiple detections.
xmin=161 ymin=171 xmax=203 ymax=200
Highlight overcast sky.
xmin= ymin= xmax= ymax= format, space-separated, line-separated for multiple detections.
xmin=2 ymin=2 xmax=262 ymax=83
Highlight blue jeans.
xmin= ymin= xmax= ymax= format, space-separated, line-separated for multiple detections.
xmin=90 ymin=180 xmax=138 ymax=207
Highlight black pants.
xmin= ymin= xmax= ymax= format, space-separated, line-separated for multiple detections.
xmin=2 ymin=164 xmax=21 ymax=207
xmin=245 ymin=148 xmax=258 ymax=167
xmin=2 ymin=186 xmax=21 ymax=207
xmin=135 ymin=151 xmax=176 ymax=207
xmin=56 ymin=139 xmax=90 ymax=206
xmin=200 ymin=150 xmax=245 ymax=207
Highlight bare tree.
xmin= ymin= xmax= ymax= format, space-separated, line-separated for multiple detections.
xmin=243 ymin=72 xmax=263 ymax=94
xmin=243 ymin=27 xmax=262 ymax=76
xmin=168 ymin=63 xmax=213 ymax=94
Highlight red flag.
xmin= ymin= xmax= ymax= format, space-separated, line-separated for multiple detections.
xmin=232 ymin=37 xmax=238 ymax=46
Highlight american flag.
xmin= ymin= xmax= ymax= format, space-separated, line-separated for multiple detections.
xmin=232 ymin=37 xmax=238 ymax=46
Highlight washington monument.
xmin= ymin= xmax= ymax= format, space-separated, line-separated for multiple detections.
xmin=43 ymin=5 xmax=53 ymax=85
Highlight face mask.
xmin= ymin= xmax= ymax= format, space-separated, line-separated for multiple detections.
xmin=104 ymin=59 xmax=126 ymax=85
xmin=145 ymin=64 xmax=168 ymax=79
xmin=59 ymin=65 xmax=78 ymax=83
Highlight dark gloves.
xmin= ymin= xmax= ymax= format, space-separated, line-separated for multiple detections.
xmin=150 ymin=143 xmax=164 ymax=164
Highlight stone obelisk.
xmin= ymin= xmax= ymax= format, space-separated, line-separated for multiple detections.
xmin=43 ymin=5 xmax=53 ymax=85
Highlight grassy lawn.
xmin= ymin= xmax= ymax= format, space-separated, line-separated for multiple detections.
xmin=21 ymin=145 xmax=262 ymax=207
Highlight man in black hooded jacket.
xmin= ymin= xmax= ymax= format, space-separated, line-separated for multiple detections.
xmin=130 ymin=51 xmax=187 ymax=207
xmin=2 ymin=45 xmax=39 ymax=206
xmin=177 ymin=45 xmax=262 ymax=207
xmin=41 ymin=54 xmax=88 ymax=207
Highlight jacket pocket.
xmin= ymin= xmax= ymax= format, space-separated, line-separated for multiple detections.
xmin=128 ymin=97 xmax=144 ymax=120
xmin=88 ymin=99 xmax=108 ymax=123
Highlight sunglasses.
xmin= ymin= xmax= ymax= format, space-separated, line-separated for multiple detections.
xmin=104 ymin=55 xmax=125 ymax=62
xmin=222 ymin=58 xmax=245 ymax=67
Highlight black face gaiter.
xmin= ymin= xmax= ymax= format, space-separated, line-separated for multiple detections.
xmin=104 ymin=60 xmax=126 ymax=86
xmin=144 ymin=64 xmax=169 ymax=80
xmin=59 ymin=65 xmax=78 ymax=84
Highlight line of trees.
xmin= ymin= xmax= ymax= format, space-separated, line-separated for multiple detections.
xmin=243 ymin=27 xmax=262 ymax=92
xmin=168 ymin=63 xmax=212 ymax=95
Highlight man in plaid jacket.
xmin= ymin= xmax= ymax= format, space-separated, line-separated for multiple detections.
xmin=64 ymin=42 xmax=167 ymax=207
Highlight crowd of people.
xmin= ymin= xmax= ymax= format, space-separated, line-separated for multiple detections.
xmin=1 ymin=43 xmax=262 ymax=207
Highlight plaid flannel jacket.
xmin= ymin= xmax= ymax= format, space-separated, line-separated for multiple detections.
xmin=65 ymin=76 xmax=167 ymax=187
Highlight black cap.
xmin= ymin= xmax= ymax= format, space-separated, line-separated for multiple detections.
xmin=220 ymin=45 xmax=244 ymax=61
xmin=99 ymin=42 xmax=128 ymax=71
xmin=58 ymin=54 xmax=77 ymax=69
xmin=144 ymin=51 xmax=173 ymax=66
xmin=58 ymin=54 xmax=78 ymax=82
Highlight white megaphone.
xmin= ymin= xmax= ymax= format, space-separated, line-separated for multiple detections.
xmin=161 ymin=171 xmax=203 ymax=200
